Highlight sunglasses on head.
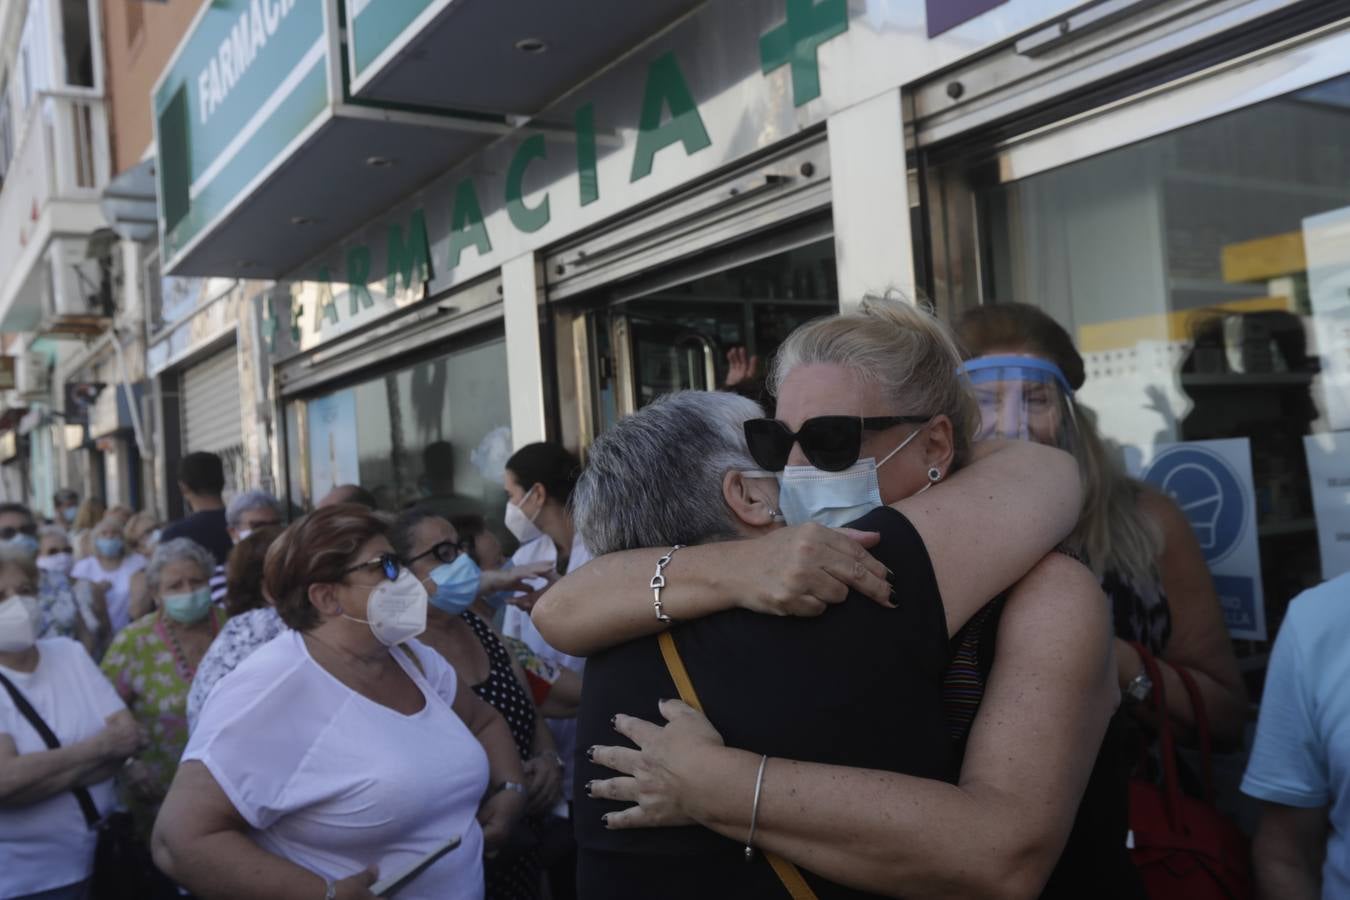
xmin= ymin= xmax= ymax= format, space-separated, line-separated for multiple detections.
xmin=744 ymin=415 xmax=932 ymax=472
xmin=342 ymin=552 xmax=404 ymax=582
xmin=405 ymin=541 xmax=461 ymax=566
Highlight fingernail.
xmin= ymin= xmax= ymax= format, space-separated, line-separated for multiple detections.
xmin=601 ymin=813 xmax=610 ymax=827
xmin=609 ymin=715 xmax=617 ymax=728
xmin=888 ymin=589 xmax=899 ymax=608
xmin=585 ymin=780 xmax=595 ymax=796
xmin=885 ymin=570 xmax=896 ymax=586
xmin=586 ymin=746 xmax=596 ymax=761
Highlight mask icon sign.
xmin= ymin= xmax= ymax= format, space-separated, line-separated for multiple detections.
xmin=1143 ymin=446 xmax=1248 ymax=565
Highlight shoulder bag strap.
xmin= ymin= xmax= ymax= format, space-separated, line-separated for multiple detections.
xmin=0 ymin=670 xmax=102 ymax=829
xmin=657 ymin=631 xmax=819 ymax=900
xmin=1172 ymin=665 xmax=1216 ymax=804
xmin=1128 ymin=641 xmax=1183 ymax=830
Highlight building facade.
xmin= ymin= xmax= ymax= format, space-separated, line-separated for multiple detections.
xmin=0 ymin=0 xmax=1335 ymax=691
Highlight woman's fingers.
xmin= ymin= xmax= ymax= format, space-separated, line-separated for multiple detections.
xmin=611 ymin=713 xmax=664 ymax=748
xmin=602 ymin=806 xmax=659 ymax=830
xmin=589 ymin=743 xmax=643 ymax=776
xmin=587 ymin=776 xmax=638 ymax=802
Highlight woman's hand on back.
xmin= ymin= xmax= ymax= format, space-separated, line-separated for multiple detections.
xmin=477 ymin=785 xmax=528 ymax=856
xmin=588 ymin=699 xmax=727 ymax=829
xmin=727 ymin=524 xmax=892 ymax=616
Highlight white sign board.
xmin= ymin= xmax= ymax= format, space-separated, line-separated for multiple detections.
xmin=1304 ymin=431 xmax=1350 ymax=581
xmin=307 ymin=389 xmax=360 ymax=503
xmin=1303 ymin=207 xmax=1350 ymax=432
xmin=1132 ymin=438 xmax=1267 ymax=641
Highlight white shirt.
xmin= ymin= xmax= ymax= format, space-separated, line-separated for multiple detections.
xmin=186 ymin=607 xmax=286 ymax=733
xmin=0 ymin=637 xmax=127 ymax=897
xmin=71 ymin=554 xmax=147 ymax=634
xmin=184 ymin=631 xmax=489 ymax=900
xmin=504 ymin=533 xmax=593 ymax=801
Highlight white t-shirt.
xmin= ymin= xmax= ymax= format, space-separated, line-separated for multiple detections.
xmin=71 ymin=553 xmax=147 ymax=634
xmin=0 ymin=637 xmax=127 ymax=898
xmin=503 ymin=533 xmax=592 ymax=801
xmin=184 ymin=630 xmax=489 ymax=900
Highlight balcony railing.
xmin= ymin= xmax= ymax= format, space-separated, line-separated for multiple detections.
xmin=0 ymin=90 xmax=111 ymax=321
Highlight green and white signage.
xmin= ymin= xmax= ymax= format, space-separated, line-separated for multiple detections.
xmin=154 ymin=0 xmax=331 ymax=269
xmin=345 ymin=0 xmax=444 ymax=95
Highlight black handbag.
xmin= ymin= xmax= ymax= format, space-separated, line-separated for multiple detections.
xmin=0 ymin=670 xmax=173 ymax=899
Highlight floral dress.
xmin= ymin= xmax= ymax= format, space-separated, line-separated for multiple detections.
xmin=36 ymin=571 xmax=81 ymax=640
xmin=100 ymin=608 xmax=223 ymax=837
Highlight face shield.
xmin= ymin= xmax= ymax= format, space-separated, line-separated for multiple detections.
xmin=959 ymin=355 xmax=1078 ymax=451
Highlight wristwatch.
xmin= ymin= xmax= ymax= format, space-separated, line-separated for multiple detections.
xmin=495 ymin=780 xmax=528 ymax=797
xmin=1125 ymin=669 xmax=1154 ymax=704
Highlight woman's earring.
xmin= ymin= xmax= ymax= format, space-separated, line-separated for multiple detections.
xmin=927 ymin=466 xmax=942 ymax=483
xmin=770 ymin=509 xmax=785 ymax=524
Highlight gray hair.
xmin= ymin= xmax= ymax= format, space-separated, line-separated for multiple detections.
xmin=226 ymin=490 xmax=281 ymax=529
xmin=571 ymin=391 xmax=764 ymax=556
xmin=145 ymin=538 xmax=216 ymax=596
xmin=36 ymin=525 xmax=68 ymax=543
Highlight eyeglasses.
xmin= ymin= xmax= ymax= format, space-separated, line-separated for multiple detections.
xmin=341 ymin=552 xmax=404 ymax=582
xmin=744 ymin=415 xmax=932 ymax=472
xmin=405 ymin=541 xmax=461 ymax=567
xmin=0 ymin=525 xmax=35 ymax=540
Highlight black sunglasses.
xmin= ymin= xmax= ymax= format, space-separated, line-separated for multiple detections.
xmin=405 ymin=541 xmax=461 ymax=566
xmin=342 ymin=552 xmax=404 ymax=582
xmin=0 ymin=525 xmax=36 ymax=540
xmin=744 ymin=415 xmax=931 ymax=472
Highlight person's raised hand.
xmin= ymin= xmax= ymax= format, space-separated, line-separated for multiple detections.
xmin=477 ymin=785 xmax=528 ymax=856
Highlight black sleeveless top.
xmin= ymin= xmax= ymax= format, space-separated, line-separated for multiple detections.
xmin=574 ymin=507 xmax=954 ymax=899
xmin=947 ymin=592 xmax=1147 ymax=900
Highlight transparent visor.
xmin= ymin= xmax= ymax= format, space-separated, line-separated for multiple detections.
xmin=959 ymin=356 xmax=1077 ymax=452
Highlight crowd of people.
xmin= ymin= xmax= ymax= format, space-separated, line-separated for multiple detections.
xmin=0 ymin=297 xmax=1345 ymax=900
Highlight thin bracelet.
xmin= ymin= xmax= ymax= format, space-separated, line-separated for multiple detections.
xmin=650 ymin=544 xmax=686 ymax=624
xmin=745 ymin=754 xmax=769 ymax=862
xmin=323 ymin=878 xmax=336 ymax=900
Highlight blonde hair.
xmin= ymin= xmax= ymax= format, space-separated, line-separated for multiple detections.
xmin=72 ymin=498 xmax=105 ymax=532
xmin=770 ymin=294 xmax=981 ymax=468
xmin=123 ymin=511 xmax=158 ymax=546
xmin=957 ymin=303 xmax=1162 ymax=586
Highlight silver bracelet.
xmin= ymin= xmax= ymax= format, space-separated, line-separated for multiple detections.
xmin=323 ymin=879 xmax=336 ymax=900
xmin=650 ymin=544 xmax=686 ymax=624
xmin=745 ymin=754 xmax=769 ymax=862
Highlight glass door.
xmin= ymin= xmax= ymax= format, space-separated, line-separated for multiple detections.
xmin=921 ymin=29 xmax=1350 ymax=676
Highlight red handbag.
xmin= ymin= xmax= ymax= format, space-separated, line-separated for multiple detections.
xmin=1127 ymin=643 xmax=1252 ymax=900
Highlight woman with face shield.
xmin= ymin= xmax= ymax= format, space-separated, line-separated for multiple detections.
xmin=957 ymin=303 xmax=1247 ymax=749
xmin=152 ymin=505 xmax=527 ymax=900
xmin=533 ymin=297 xmax=1127 ymax=899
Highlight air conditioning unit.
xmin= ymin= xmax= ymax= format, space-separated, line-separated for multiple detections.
xmin=14 ymin=352 xmax=51 ymax=400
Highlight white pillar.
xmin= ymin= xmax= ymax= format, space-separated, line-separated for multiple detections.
xmin=502 ymin=253 xmax=547 ymax=449
xmin=827 ymin=88 xmax=916 ymax=308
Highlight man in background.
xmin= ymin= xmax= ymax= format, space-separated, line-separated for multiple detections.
xmin=52 ymin=489 xmax=80 ymax=526
xmin=162 ymin=452 xmax=231 ymax=565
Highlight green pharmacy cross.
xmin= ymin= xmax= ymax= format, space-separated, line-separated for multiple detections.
xmin=759 ymin=0 xmax=850 ymax=107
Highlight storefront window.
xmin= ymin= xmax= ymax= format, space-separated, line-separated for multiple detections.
xmin=966 ymin=72 xmax=1350 ymax=653
xmin=620 ymin=239 xmax=838 ymax=408
xmin=287 ymin=335 xmax=511 ymax=531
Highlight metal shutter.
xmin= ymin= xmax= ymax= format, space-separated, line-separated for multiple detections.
xmin=181 ymin=347 xmax=243 ymax=455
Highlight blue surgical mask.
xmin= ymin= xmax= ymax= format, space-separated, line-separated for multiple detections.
xmin=778 ymin=425 xmax=926 ymax=528
xmin=162 ymin=586 xmax=214 ymax=624
xmin=7 ymin=533 xmax=39 ymax=555
xmin=62 ymin=506 xmax=77 ymax=524
xmin=95 ymin=537 xmax=124 ymax=558
xmin=426 ymin=553 xmax=483 ymax=616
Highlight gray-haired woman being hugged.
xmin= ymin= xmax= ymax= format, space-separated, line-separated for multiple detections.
xmin=536 ymin=297 xmax=1129 ymax=899
xmin=99 ymin=538 xmax=223 ymax=842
